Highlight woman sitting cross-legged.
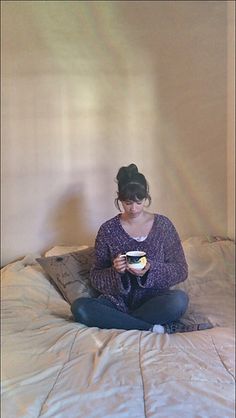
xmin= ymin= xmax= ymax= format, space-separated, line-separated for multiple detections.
xmin=71 ymin=163 xmax=212 ymax=334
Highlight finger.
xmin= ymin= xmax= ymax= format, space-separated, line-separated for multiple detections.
xmin=117 ymin=263 xmax=126 ymax=270
xmin=144 ymin=262 xmax=150 ymax=271
xmin=113 ymin=260 xmax=127 ymax=272
xmin=114 ymin=256 xmax=125 ymax=264
xmin=117 ymin=254 xmax=126 ymax=261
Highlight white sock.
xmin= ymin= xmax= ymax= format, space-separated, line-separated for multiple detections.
xmin=152 ymin=324 xmax=165 ymax=334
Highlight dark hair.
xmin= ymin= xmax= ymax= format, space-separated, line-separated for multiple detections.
xmin=115 ymin=163 xmax=151 ymax=210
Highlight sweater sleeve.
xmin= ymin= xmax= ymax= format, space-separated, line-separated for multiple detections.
xmin=137 ymin=220 xmax=188 ymax=290
xmin=90 ymin=225 xmax=131 ymax=296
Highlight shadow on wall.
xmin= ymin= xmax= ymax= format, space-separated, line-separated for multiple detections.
xmin=45 ymin=189 xmax=94 ymax=250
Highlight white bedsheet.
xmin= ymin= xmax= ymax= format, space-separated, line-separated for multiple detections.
xmin=1 ymin=238 xmax=235 ymax=418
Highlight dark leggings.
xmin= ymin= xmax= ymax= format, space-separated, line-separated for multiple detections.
xmin=71 ymin=289 xmax=189 ymax=331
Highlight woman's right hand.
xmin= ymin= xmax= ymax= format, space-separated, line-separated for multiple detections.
xmin=113 ymin=254 xmax=127 ymax=274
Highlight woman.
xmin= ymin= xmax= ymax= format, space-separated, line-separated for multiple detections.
xmin=71 ymin=164 xmax=211 ymax=333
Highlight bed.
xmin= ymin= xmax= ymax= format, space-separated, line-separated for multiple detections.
xmin=1 ymin=236 xmax=235 ymax=418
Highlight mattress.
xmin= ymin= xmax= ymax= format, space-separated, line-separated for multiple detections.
xmin=1 ymin=237 xmax=235 ymax=418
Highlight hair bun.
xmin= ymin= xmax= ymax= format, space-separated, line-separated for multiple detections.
xmin=116 ymin=163 xmax=139 ymax=184
xmin=127 ymin=163 xmax=139 ymax=177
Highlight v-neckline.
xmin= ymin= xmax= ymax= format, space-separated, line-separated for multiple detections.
xmin=117 ymin=213 xmax=157 ymax=243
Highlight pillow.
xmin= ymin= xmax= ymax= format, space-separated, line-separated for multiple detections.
xmin=177 ymin=237 xmax=235 ymax=327
xmin=182 ymin=236 xmax=234 ymax=280
xmin=44 ymin=245 xmax=89 ymax=257
xmin=37 ymin=247 xmax=98 ymax=304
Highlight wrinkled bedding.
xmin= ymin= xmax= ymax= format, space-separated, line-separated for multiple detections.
xmin=1 ymin=237 xmax=235 ymax=418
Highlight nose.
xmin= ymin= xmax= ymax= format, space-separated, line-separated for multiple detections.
xmin=130 ymin=203 xmax=137 ymax=211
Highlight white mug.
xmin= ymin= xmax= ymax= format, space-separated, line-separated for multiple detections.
xmin=120 ymin=251 xmax=147 ymax=270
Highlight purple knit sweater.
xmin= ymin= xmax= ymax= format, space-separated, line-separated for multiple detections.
xmin=90 ymin=214 xmax=188 ymax=313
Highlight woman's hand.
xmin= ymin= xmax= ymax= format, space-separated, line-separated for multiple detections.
xmin=127 ymin=261 xmax=150 ymax=277
xmin=113 ymin=254 xmax=127 ymax=274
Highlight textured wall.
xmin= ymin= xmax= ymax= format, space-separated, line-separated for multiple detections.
xmin=2 ymin=1 xmax=233 ymax=265
xmin=227 ymin=1 xmax=235 ymax=241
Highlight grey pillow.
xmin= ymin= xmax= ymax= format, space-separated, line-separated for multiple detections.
xmin=37 ymin=247 xmax=98 ymax=304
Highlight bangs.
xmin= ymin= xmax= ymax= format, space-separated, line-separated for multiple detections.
xmin=119 ymin=183 xmax=147 ymax=202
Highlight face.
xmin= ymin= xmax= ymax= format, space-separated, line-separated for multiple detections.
xmin=121 ymin=199 xmax=145 ymax=218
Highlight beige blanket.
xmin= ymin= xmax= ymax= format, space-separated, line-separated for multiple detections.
xmin=1 ymin=238 xmax=235 ymax=418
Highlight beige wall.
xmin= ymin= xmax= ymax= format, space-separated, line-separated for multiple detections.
xmin=227 ymin=1 xmax=235 ymax=240
xmin=1 ymin=1 xmax=234 ymax=265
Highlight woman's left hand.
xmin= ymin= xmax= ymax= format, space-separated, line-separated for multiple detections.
xmin=127 ymin=262 xmax=150 ymax=277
